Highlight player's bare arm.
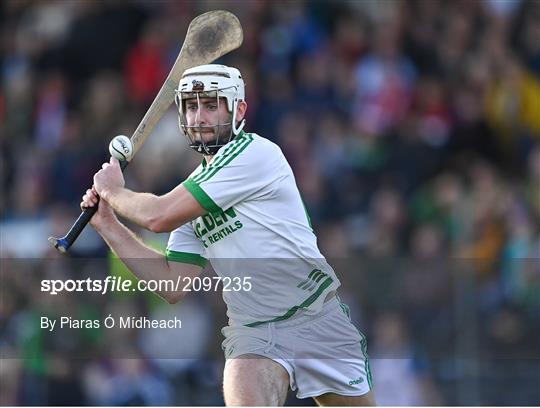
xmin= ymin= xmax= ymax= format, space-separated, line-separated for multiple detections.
xmin=81 ymin=187 xmax=202 ymax=304
xmin=93 ymin=157 xmax=206 ymax=233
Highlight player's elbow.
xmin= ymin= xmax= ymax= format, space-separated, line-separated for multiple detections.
xmin=148 ymin=190 xmax=206 ymax=233
xmin=147 ymin=219 xmax=166 ymax=233
xmin=147 ymin=216 xmax=174 ymax=233
xmin=146 ymin=210 xmax=189 ymax=233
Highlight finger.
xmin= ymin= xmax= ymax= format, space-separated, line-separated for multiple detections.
xmin=86 ymin=189 xmax=97 ymax=200
xmin=82 ymin=193 xmax=93 ymax=204
xmin=110 ymin=156 xmax=119 ymax=166
xmin=102 ymin=163 xmax=108 ymax=170
xmin=81 ymin=198 xmax=92 ymax=208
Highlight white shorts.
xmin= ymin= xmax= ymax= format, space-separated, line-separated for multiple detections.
xmin=221 ymin=296 xmax=373 ymax=399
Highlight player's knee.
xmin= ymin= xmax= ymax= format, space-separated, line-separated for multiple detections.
xmin=223 ymin=356 xmax=289 ymax=406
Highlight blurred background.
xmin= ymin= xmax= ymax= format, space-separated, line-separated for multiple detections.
xmin=1 ymin=0 xmax=539 ymax=405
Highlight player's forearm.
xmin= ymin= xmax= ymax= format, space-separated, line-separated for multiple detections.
xmin=101 ymin=187 xmax=163 ymax=231
xmin=101 ymin=184 xmax=206 ymax=233
xmin=93 ymin=216 xmax=180 ymax=302
xmin=93 ymin=214 xmax=162 ymax=261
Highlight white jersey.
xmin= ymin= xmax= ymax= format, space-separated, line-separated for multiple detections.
xmin=166 ymin=131 xmax=340 ymax=326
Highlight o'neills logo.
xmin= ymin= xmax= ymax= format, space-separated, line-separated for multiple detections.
xmin=349 ymin=377 xmax=364 ymax=386
xmin=192 ymin=80 xmax=204 ymax=91
xmin=119 ymin=139 xmax=130 ymax=154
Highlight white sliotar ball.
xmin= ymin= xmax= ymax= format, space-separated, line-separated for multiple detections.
xmin=109 ymin=135 xmax=133 ymax=162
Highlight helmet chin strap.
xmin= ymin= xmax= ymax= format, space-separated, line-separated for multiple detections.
xmin=233 ymin=118 xmax=245 ymax=135
xmin=231 ymin=99 xmax=245 ymax=135
xmin=191 ymin=141 xmax=212 ymax=155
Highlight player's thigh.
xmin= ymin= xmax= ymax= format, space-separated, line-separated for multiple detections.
xmin=314 ymin=390 xmax=376 ymax=406
xmin=223 ymin=354 xmax=289 ymax=406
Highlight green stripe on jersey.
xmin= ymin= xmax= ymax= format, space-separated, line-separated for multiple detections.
xmin=183 ymin=179 xmax=222 ymax=213
xmin=165 ymin=250 xmax=207 ymax=267
xmin=191 ymin=139 xmax=241 ymax=183
xmin=195 ymin=134 xmax=253 ymax=184
xmin=314 ymin=271 xmax=327 ymax=282
xmin=192 ymin=133 xmax=252 ymax=184
xmin=297 ymin=269 xmax=321 ymax=289
xmin=311 ymin=270 xmax=323 ymax=282
xmin=245 ymin=277 xmax=334 ymax=327
xmin=190 ymin=136 xmax=243 ymax=182
xmin=298 ymin=280 xmax=313 ymax=290
xmin=298 ymin=195 xmax=313 ymax=230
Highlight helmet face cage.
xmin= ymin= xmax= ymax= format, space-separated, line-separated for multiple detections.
xmin=175 ymin=64 xmax=246 ymax=155
xmin=174 ymin=88 xmax=235 ymax=155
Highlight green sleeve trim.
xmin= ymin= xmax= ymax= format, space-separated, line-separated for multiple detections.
xmin=183 ymin=179 xmax=222 ymax=213
xmin=165 ymin=250 xmax=207 ymax=267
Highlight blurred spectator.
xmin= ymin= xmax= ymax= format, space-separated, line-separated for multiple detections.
xmin=371 ymin=313 xmax=442 ymax=405
xmin=125 ymin=20 xmax=168 ymax=107
xmin=352 ymin=16 xmax=416 ymax=136
xmin=1 ymin=0 xmax=539 ymax=405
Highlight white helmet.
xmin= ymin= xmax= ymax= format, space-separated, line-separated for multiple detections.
xmin=174 ymin=64 xmax=245 ymax=154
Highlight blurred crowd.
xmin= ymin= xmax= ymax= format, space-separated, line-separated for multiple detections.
xmin=1 ymin=0 xmax=539 ymax=406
